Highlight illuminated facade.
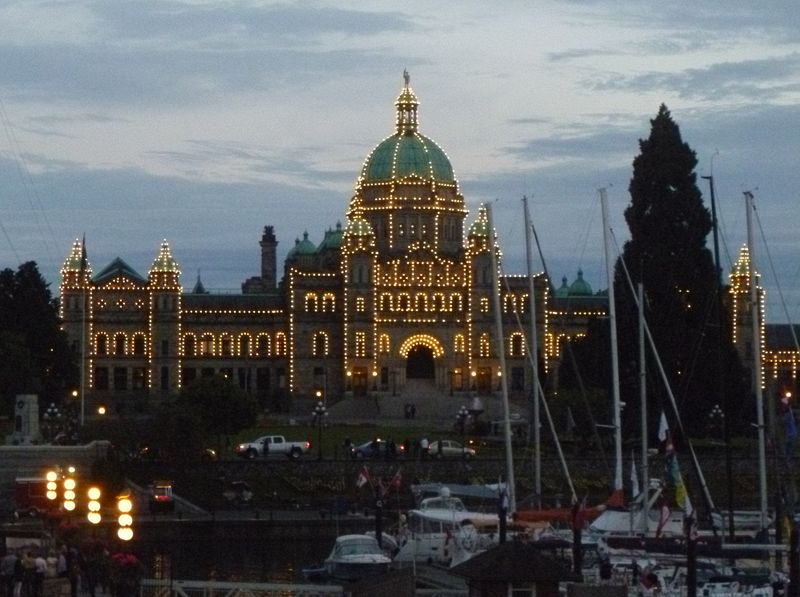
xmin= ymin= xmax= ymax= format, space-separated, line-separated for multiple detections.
xmin=730 ymin=245 xmax=799 ymax=398
xmin=59 ymin=76 xmax=579 ymax=413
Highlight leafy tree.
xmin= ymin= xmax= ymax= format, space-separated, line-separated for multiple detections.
xmin=0 ymin=262 xmax=77 ymax=415
xmin=177 ymin=375 xmax=258 ymax=448
xmin=613 ymin=105 xmax=748 ymax=438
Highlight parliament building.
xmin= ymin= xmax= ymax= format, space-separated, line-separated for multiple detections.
xmin=59 ymin=76 xmax=610 ymax=415
xmin=61 ymin=75 xmax=795 ymax=417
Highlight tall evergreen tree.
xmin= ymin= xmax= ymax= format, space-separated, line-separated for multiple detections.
xmin=614 ymin=105 xmax=748 ymax=438
xmin=0 ymin=261 xmax=77 ymax=414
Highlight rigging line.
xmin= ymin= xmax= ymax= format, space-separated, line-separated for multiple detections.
xmin=0 ymin=96 xmax=60 ymax=261
xmin=0 ymin=217 xmax=21 ymax=264
xmin=610 ymin=226 xmax=719 ymax=521
xmin=529 ymin=211 xmax=610 ymax=477
xmin=500 ymin=262 xmax=577 ymax=503
xmin=753 ymin=203 xmax=800 ymax=352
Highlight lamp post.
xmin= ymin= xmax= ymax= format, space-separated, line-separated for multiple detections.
xmin=457 ymin=405 xmax=469 ymax=458
xmin=313 ymin=401 xmax=328 ymax=461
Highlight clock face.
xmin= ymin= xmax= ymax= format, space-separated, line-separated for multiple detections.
xmin=16 ymin=401 xmax=24 ymax=410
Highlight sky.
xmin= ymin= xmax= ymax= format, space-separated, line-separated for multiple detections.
xmin=1 ymin=0 xmax=799 ymax=323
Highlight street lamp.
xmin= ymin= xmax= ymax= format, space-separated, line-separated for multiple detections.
xmin=117 ymin=492 xmax=134 ymax=541
xmin=87 ymin=487 xmax=102 ymax=525
xmin=313 ymin=401 xmax=328 ymax=461
xmin=456 ymin=404 xmax=469 ymax=457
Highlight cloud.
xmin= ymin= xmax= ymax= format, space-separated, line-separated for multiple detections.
xmin=589 ymin=53 xmax=800 ymax=102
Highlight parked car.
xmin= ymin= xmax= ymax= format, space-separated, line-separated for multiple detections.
xmin=351 ymin=438 xmax=404 ymax=460
xmin=426 ymin=439 xmax=476 ymax=459
xmin=234 ymin=435 xmax=311 ymax=459
xmin=135 ymin=445 xmax=219 ymax=462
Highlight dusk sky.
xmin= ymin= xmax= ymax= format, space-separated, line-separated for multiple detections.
xmin=1 ymin=1 xmax=798 ymax=322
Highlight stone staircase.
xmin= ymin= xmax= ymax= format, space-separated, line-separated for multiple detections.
xmin=326 ymin=378 xmax=522 ymax=428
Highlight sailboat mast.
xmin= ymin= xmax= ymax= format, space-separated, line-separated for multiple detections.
xmin=639 ymin=282 xmax=649 ymax=532
xmin=486 ymin=202 xmax=517 ymax=513
xmin=522 ymin=195 xmax=541 ymax=505
xmin=600 ymin=189 xmax=624 ymax=493
xmin=745 ymin=190 xmax=769 ymax=530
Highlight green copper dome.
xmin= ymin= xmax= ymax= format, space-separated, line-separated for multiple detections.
xmin=294 ymin=232 xmax=317 ymax=256
xmin=468 ymin=205 xmax=490 ymax=237
xmin=360 ymin=73 xmax=455 ymax=185
xmin=569 ymin=270 xmax=592 ymax=296
xmin=361 ymin=133 xmax=454 ymax=184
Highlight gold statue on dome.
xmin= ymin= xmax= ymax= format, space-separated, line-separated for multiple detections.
xmin=403 ymin=69 xmax=410 ymax=86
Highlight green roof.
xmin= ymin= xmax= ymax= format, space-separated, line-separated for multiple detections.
xmin=93 ymin=257 xmax=147 ymax=285
xmin=568 ymin=270 xmax=592 ymax=296
xmin=361 ymin=132 xmax=454 ymax=184
xmin=317 ymin=222 xmax=344 ymax=251
xmin=293 ymin=232 xmax=317 ymax=256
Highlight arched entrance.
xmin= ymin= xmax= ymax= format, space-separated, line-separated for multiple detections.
xmin=406 ymin=345 xmax=435 ymax=379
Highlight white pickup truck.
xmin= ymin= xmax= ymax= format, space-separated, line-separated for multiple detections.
xmin=234 ymin=435 xmax=311 ymax=460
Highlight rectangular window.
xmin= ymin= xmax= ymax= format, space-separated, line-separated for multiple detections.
xmin=355 ymin=332 xmax=367 ymax=357
xmin=132 ymin=367 xmax=146 ymax=390
xmin=160 ymin=366 xmax=169 ymax=391
xmin=113 ymin=367 xmax=127 ymax=391
xmin=182 ymin=367 xmax=197 ymax=386
xmin=256 ymin=368 xmax=270 ymax=393
xmin=511 ymin=366 xmax=525 ymax=391
xmin=238 ymin=368 xmax=248 ymax=390
xmin=95 ymin=367 xmax=109 ymax=391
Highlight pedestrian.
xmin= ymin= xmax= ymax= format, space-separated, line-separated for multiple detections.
xmin=262 ymin=437 xmax=270 ymax=458
xmin=66 ymin=546 xmax=79 ymax=597
xmin=32 ymin=553 xmax=46 ymax=597
xmin=11 ymin=551 xmax=22 ymax=597
xmin=420 ymin=437 xmax=429 ymax=460
xmin=437 ymin=439 xmax=443 ymax=458
xmin=55 ymin=547 xmax=67 ymax=579
xmin=20 ymin=552 xmax=34 ymax=597
xmin=0 ymin=551 xmax=16 ymax=597
xmin=410 ymin=403 xmax=416 ymax=419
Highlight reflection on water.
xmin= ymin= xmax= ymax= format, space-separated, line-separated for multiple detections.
xmin=136 ymin=537 xmax=333 ymax=583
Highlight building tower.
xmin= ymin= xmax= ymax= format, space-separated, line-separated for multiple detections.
xmin=148 ymin=240 xmax=181 ymax=395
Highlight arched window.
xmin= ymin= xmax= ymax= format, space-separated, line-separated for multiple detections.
xmin=239 ymin=334 xmax=251 ymax=356
xmin=132 ymin=334 xmax=146 ymax=356
xmin=355 ymin=296 xmax=366 ymax=313
xmin=433 ymin=293 xmax=445 ymax=312
xmin=450 ymin=293 xmax=463 ymax=312
xmin=256 ymin=334 xmax=270 ymax=356
xmin=454 ymin=334 xmax=465 ymax=354
xmin=114 ymin=333 xmax=126 ymax=356
xmin=379 ymin=334 xmax=390 ymax=354
xmin=380 ymin=293 xmax=392 ymax=312
xmin=201 ymin=334 xmax=214 ymax=356
xmin=504 ymin=294 xmax=517 ymax=313
xmin=480 ymin=297 xmax=490 ymax=314
xmin=479 ymin=333 xmax=491 ymax=357
xmin=220 ymin=335 xmax=233 ymax=356
xmin=399 ymin=294 xmax=410 ymax=311
xmin=274 ymin=333 xmax=287 ymax=356
xmin=304 ymin=293 xmax=318 ymax=312
xmin=184 ymin=335 xmax=196 ymax=356
xmin=509 ymin=333 xmax=526 ymax=357
xmin=322 ymin=293 xmax=336 ymax=312
xmin=312 ymin=332 xmax=329 ymax=357
xmin=415 ymin=293 xmax=428 ymax=312
xmin=96 ymin=334 xmax=108 ymax=356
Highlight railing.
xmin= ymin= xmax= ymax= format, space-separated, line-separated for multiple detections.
xmin=141 ymin=579 xmax=343 ymax=597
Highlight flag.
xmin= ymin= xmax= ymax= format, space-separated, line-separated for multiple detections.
xmin=658 ymin=411 xmax=675 ymax=455
xmin=630 ymin=454 xmax=640 ymax=499
xmin=657 ymin=412 xmax=668 ymax=442
xmin=390 ymin=468 xmax=402 ymax=489
xmin=356 ymin=465 xmax=370 ymax=488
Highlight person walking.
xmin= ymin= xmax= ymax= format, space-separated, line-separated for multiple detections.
xmin=32 ymin=553 xmax=46 ymax=597
xmin=0 ymin=551 xmax=17 ymax=597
